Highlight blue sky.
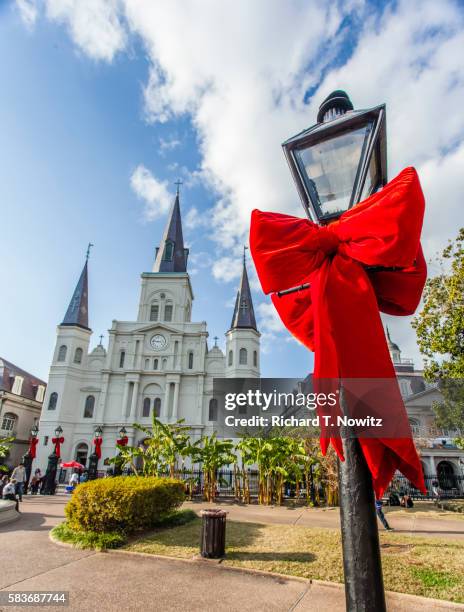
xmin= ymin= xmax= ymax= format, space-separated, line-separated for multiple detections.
xmin=1 ymin=0 xmax=464 ymax=380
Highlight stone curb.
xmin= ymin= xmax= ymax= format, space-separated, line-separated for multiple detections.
xmin=48 ymin=530 xmax=464 ymax=609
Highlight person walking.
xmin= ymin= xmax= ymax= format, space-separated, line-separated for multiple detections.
xmin=375 ymin=498 xmax=393 ymax=531
xmin=11 ymin=462 xmax=26 ymax=501
xmin=3 ymin=478 xmax=19 ymax=511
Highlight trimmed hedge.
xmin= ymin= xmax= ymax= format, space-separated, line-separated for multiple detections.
xmin=65 ymin=476 xmax=185 ymax=534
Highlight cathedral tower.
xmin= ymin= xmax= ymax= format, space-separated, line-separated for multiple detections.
xmin=225 ymin=250 xmax=260 ymax=378
xmin=36 ymin=252 xmax=93 ymax=467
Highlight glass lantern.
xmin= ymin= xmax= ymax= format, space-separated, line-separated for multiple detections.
xmin=282 ymin=91 xmax=387 ymax=224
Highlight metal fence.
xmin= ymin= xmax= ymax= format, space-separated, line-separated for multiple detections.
xmin=56 ymin=467 xmax=464 ymax=501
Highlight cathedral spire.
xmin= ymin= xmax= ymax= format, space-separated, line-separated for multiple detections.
xmin=61 ymin=254 xmax=90 ymax=330
xmin=152 ymin=190 xmax=189 ymax=273
xmin=230 ymin=248 xmax=257 ymax=331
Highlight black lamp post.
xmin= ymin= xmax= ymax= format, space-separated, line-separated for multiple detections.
xmin=113 ymin=426 xmax=127 ymax=476
xmin=88 ymin=426 xmax=103 ymax=480
xmin=283 ymin=91 xmax=387 ymax=612
xmin=43 ymin=425 xmax=63 ymax=495
xmin=22 ymin=424 xmax=39 ymax=494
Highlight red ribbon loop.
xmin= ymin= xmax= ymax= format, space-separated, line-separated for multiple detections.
xmin=52 ymin=436 xmax=64 ymax=459
xmin=250 ymin=167 xmax=427 ymax=498
xmin=28 ymin=437 xmax=39 ymax=459
xmin=93 ymin=437 xmax=103 ymax=459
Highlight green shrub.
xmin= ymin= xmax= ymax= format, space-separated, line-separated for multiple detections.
xmin=52 ymin=522 xmax=126 ymax=550
xmin=65 ymin=476 xmax=185 ymax=534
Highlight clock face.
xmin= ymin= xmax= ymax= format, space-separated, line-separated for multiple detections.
xmin=150 ymin=334 xmax=167 ymax=351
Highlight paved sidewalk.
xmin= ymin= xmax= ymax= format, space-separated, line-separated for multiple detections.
xmin=184 ymin=499 xmax=464 ymax=539
xmin=0 ymin=496 xmax=463 ymax=612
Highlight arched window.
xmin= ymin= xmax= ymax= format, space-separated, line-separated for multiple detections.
xmin=209 ymin=398 xmax=218 ymax=421
xmin=239 ymin=348 xmax=248 ymax=365
xmin=164 ymin=302 xmax=173 ymax=322
xmin=253 ymin=351 xmax=258 ymax=367
xmin=162 ymin=358 xmax=167 ymax=369
xmin=150 ymin=303 xmax=159 ymax=321
xmin=48 ymin=392 xmax=58 ymax=411
xmin=1 ymin=412 xmax=17 ymax=432
xmin=84 ymin=395 xmax=95 ymax=418
xmin=228 ymin=350 xmax=233 ymax=366
xmin=437 ymin=461 xmax=456 ymax=490
xmin=119 ymin=351 xmax=125 ymax=368
xmin=186 ymin=302 xmax=191 ymax=322
xmin=74 ymin=347 xmax=83 ymax=364
xmin=164 ymin=241 xmax=174 ymax=261
xmin=142 ymin=397 xmax=151 ymax=418
xmin=57 ymin=345 xmax=67 ymax=362
xmin=188 ymin=351 xmax=194 ymax=369
xmin=153 ymin=359 xmax=159 ymax=370
xmin=145 ymin=358 xmax=149 ymax=369
xmin=75 ymin=443 xmax=88 ymax=466
xmin=154 ymin=398 xmax=161 ymax=417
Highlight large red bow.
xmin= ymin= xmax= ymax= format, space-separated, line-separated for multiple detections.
xmin=28 ymin=437 xmax=39 ymax=459
xmin=116 ymin=436 xmax=128 ymax=447
xmin=52 ymin=436 xmax=64 ymax=459
xmin=93 ymin=437 xmax=103 ymax=459
xmin=250 ymin=167 xmax=427 ymax=498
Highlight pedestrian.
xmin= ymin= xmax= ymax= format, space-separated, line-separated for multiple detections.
xmin=69 ymin=471 xmax=79 ymax=489
xmin=79 ymin=471 xmax=88 ymax=483
xmin=3 ymin=478 xmax=19 ymax=511
xmin=432 ymin=480 xmax=441 ymax=502
xmin=29 ymin=474 xmax=40 ymax=495
xmin=375 ymin=498 xmax=393 ymax=531
xmin=11 ymin=462 xmax=26 ymax=501
xmin=0 ymin=475 xmax=8 ymax=497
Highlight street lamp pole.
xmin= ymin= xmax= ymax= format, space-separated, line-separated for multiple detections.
xmin=281 ymin=91 xmax=388 ymax=611
xmin=88 ymin=426 xmax=103 ymax=480
xmin=22 ymin=424 xmax=39 ymax=494
xmin=43 ymin=425 xmax=63 ymax=495
xmin=114 ymin=426 xmax=128 ymax=476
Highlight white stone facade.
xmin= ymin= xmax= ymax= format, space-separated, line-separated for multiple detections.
xmin=36 ymin=203 xmax=260 ymax=471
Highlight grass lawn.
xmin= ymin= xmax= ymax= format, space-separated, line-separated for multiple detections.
xmin=125 ymin=519 xmax=464 ymax=603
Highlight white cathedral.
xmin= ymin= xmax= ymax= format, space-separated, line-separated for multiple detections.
xmin=36 ymin=193 xmax=260 ymax=471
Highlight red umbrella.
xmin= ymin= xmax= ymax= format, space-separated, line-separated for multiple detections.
xmin=60 ymin=461 xmax=85 ymax=469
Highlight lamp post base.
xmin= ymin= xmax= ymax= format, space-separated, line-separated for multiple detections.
xmin=88 ymin=453 xmax=98 ymax=480
xmin=43 ymin=453 xmax=58 ymax=495
xmin=338 ymin=436 xmax=386 ymax=612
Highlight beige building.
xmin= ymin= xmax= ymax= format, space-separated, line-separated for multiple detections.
xmin=0 ymin=358 xmax=45 ymax=468
xmin=387 ymin=329 xmax=464 ymax=492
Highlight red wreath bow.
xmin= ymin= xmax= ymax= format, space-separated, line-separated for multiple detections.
xmin=250 ymin=167 xmax=427 ymax=498
xmin=116 ymin=436 xmax=128 ymax=447
xmin=93 ymin=437 xmax=103 ymax=459
xmin=28 ymin=437 xmax=39 ymax=459
xmin=52 ymin=436 xmax=64 ymax=458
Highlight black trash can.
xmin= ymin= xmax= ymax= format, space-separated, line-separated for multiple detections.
xmin=200 ymin=509 xmax=227 ymax=558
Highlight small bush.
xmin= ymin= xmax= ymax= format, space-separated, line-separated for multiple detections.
xmin=52 ymin=523 xmax=126 ymax=551
xmin=65 ymin=476 xmax=185 ymax=534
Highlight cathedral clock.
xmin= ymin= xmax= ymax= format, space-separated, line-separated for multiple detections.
xmin=150 ymin=334 xmax=167 ymax=351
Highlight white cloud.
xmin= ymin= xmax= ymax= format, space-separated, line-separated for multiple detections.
xmin=130 ymin=165 xmax=172 ymax=221
xmin=159 ymin=135 xmax=181 ymax=155
xmin=16 ymin=0 xmax=38 ymax=28
xmin=212 ymin=257 xmax=243 ymax=283
xmin=45 ymin=0 xmax=127 ymax=61
xmin=184 ymin=206 xmax=204 ymax=231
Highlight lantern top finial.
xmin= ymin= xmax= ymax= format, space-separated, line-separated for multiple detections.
xmin=317 ymin=90 xmax=354 ymax=124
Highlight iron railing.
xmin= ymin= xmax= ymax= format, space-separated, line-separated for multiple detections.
xmin=56 ymin=467 xmax=464 ymax=500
